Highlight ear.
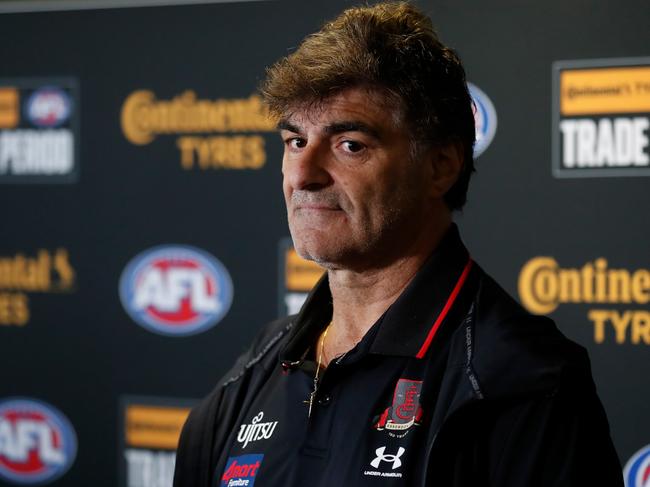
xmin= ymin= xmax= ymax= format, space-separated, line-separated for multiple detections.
xmin=427 ymin=140 xmax=464 ymax=198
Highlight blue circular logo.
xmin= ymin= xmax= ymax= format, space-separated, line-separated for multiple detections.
xmin=0 ymin=398 xmax=77 ymax=485
xmin=25 ymin=87 xmax=72 ymax=128
xmin=468 ymin=82 xmax=497 ymax=157
xmin=625 ymin=444 xmax=650 ymax=487
xmin=119 ymin=245 xmax=234 ymax=336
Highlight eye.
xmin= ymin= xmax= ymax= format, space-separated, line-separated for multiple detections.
xmin=341 ymin=140 xmax=365 ymax=153
xmin=285 ymin=137 xmax=306 ymax=149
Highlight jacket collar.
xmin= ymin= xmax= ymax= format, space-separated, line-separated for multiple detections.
xmin=279 ymin=224 xmax=476 ymax=365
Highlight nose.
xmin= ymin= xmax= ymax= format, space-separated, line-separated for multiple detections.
xmin=282 ymin=142 xmax=332 ymax=191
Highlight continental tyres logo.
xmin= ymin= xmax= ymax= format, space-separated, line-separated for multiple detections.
xmin=552 ymin=57 xmax=650 ymax=177
xmin=120 ymin=397 xmax=194 ymax=487
xmin=120 ymin=90 xmax=275 ymax=171
xmin=518 ymin=257 xmax=649 ymax=345
xmin=278 ymin=238 xmax=324 ymax=316
xmin=0 ymin=249 xmax=75 ymax=327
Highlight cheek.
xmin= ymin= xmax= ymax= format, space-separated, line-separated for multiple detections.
xmin=281 ymin=173 xmax=293 ymax=202
xmin=352 ymin=184 xmax=397 ymax=226
xmin=282 ymin=179 xmax=290 ymax=199
xmin=372 ymin=171 xmax=423 ymax=217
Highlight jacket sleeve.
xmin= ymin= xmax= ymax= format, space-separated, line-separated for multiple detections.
xmin=488 ymin=375 xmax=623 ymax=487
xmin=173 ymin=346 xmax=252 ymax=487
xmin=173 ymin=386 xmax=224 ymax=487
xmin=173 ymin=317 xmax=293 ymax=487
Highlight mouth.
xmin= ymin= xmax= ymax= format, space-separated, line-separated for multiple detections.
xmin=289 ymin=190 xmax=345 ymax=215
xmin=295 ymin=204 xmax=341 ymax=211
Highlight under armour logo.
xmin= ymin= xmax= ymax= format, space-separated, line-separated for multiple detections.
xmin=370 ymin=446 xmax=406 ymax=470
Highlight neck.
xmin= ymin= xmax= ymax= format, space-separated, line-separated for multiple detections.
xmin=322 ymin=217 xmax=452 ymax=365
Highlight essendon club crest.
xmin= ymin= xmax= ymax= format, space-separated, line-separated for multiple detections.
xmin=374 ymin=379 xmax=423 ymax=432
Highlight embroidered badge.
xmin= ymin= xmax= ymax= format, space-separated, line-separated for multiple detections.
xmin=373 ymin=379 xmax=423 ymax=432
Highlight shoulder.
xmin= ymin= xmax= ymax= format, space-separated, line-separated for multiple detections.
xmin=469 ymin=267 xmax=592 ymax=399
xmin=192 ymin=316 xmax=296 ymax=419
xmin=174 ymin=315 xmax=296 ymax=486
xmin=195 ymin=314 xmax=295 ymax=410
xmin=220 ymin=315 xmax=295 ymax=386
xmin=189 ymin=314 xmax=295 ymax=421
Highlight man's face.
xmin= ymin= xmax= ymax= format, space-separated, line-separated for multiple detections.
xmin=280 ymin=87 xmax=437 ymax=271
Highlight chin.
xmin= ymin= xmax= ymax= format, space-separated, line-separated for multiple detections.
xmin=293 ymin=240 xmax=330 ymax=264
xmin=291 ymin=234 xmax=342 ymax=269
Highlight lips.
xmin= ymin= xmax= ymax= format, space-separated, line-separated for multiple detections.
xmin=290 ymin=190 xmax=344 ymax=212
xmin=295 ymin=204 xmax=340 ymax=211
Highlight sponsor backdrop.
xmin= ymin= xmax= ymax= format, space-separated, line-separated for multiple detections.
xmin=0 ymin=0 xmax=648 ymax=485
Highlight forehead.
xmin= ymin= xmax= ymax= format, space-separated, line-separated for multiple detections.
xmin=281 ymin=86 xmax=403 ymax=129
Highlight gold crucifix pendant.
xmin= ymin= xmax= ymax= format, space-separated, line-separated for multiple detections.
xmin=305 ymin=391 xmax=316 ymax=418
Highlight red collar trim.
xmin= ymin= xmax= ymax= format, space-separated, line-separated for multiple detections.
xmin=415 ymin=258 xmax=474 ymax=359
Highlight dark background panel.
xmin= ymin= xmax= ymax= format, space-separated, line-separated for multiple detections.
xmin=0 ymin=0 xmax=648 ymax=484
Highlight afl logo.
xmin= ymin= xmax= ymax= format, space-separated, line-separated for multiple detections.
xmin=0 ymin=398 xmax=77 ymax=485
xmin=119 ymin=245 xmax=234 ymax=336
xmin=25 ymin=87 xmax=71 ymax=128
xmin=468 ymin=82 xmax=497 ymax=157
xmin=625 ymin=444 xmax=650 ymax=487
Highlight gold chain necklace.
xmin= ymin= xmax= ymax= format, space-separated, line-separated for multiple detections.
xmin=307 ymin=323 xmax=331 ymax=418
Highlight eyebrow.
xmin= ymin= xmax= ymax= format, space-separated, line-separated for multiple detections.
xmin=277 ymin=120 xmax=380 ymax=139
xmin=277 ymin=120 xmax=300 ymax=132
xmin=325 ymin=121 xmax=379 ymax=138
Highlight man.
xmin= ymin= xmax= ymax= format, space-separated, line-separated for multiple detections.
xmin=174 ymin=3 xmax=623 ymax=486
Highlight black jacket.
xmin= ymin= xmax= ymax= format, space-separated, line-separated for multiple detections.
xmin=174 ymin=233 xmax=622 ymax=487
